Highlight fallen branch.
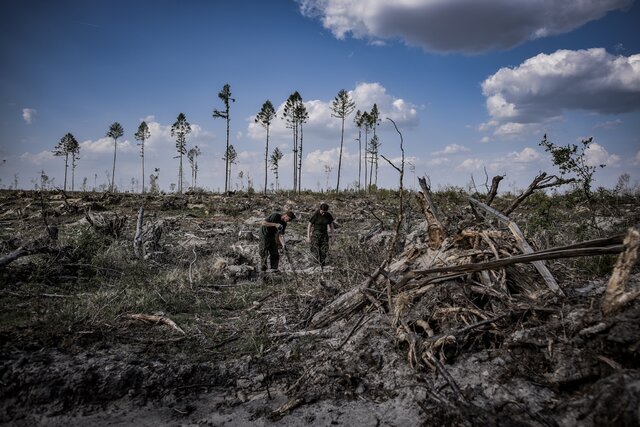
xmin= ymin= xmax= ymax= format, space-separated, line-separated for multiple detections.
xmin=411 ymin=244 xmax=623 ymax=277
xmin=126 ymin=313 xmax=186 ymax=335
xmin=0 ymin=236 xmax=55 ymax=268
xmin=469 ymin=197 xmax=563 ymax=295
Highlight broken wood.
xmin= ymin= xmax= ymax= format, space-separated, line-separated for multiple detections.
xmin=468 ymin=197 xmax=563 ymax=296
xmin=417 ymin=177 xmax=447 ymax=249
xmin=485 ymin=175 xmax=504 ymax=206
xmin=134 ymin=206 xmax=144 ymax=258
xmin=410 ymin=244 xmax=623 ymax=277
xmin=126 ymin=313 xmax=185 ymax=335
xmin=503 ymin=172 xmax=574 ymax=217
xmin=0 ymin=236 xmax=55 ymax=268
xmin=310 ymin=261 xmax=388 ymax=328
xmin=602 ymin=227 xmax=640 ymax=315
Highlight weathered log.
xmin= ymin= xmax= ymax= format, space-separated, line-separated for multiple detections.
xmin=310 ymin=262 xmax=387 ymax=328
xmin=602 ymin=228 xmax=640 ymax=315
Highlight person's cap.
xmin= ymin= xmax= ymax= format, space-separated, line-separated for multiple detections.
xmin=285 ymin=210 xmax=296 ymax=220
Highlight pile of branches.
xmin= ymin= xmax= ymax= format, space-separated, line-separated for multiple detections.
xmin=310 ymin=175 xmax=637 ymax=398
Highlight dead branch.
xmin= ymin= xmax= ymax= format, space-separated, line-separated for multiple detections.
xmin=503 ymin=172 xmax=574 ymax=216
xmin=417 ymin=177 xmax=447 ymax=249
xmin=0 ymin=236 xmax=56 ymax=268
xmin=410 ymin=244 xmax=623 ymax=277
xmin=310 ymin=261 xmax=388 ymax=328
xmin=469 ymin=197 xmax=563 ymax=295
xmin=485 ymin=175 xmax=504 ymax=206
xmin=126 ymin=313 xmax=186 ymax=335
xmin=602 ymin=227 xmax=640 ymax=315
xmin=134 ymin=206 xmax=144 ymax=258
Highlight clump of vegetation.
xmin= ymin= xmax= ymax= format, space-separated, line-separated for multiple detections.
xmin=539 ymin=134 xmax=605 ymax=199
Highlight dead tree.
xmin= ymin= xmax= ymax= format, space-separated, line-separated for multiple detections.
xmin=310 ymin=174 xmax=629 ymax=384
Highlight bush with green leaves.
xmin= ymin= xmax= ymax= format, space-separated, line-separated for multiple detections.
xmin=539 ymin=134 xmax=604 ymax=199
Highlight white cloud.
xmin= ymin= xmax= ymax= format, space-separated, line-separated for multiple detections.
xmin=247 ymin=81 xmax=419 ymax=141
xmin=507 ymin=147 xmax=541 ymax=163
xmin=80 ymin=137 xmax=134 ymax=156
xmin=297 ymin=0 xmax=632 ymax=53
xmin=482 ymin=48 xmax=640 ymax=136
xmin=22 ymin=108 xmax=37 ymax=124
xmin=457 ymin=158 xmax=484 ymax=171
xmin=584 ymin=142 xmax=620 ymax=167
xmin=426 ymin=157 xmax=450 ymax=167
xmin=19 ymin=150 xmax=52 ymax=165
xmin=433 ymin=144 xmax=470 ymax=155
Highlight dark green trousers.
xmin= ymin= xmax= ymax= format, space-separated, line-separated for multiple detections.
xmin=310 ymin=234 xmax=329 ymax=266
xmin=260 ymin=237 xmax=279 ymax=271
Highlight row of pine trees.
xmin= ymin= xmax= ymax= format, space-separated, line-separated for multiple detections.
xmin=54 ymin=84 xmax=384 ymax=194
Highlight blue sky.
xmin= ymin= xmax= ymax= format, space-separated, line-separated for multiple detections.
xmin=1 ymin=0 xmax=639 ymax=193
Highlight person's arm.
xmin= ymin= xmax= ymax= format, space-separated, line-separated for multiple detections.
xmin=260 ymin=216 xmax=281 ymax=229
xmin=328 ymin=223 xmax=334 ymax=239
xmin=307 ymin=222 xmax=312 ymax=242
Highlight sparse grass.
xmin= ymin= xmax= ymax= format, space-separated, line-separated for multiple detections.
xmin=0 ymin=187 xmax=638 ymax=363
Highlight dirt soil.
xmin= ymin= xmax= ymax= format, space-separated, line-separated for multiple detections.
xmin=0 ymin=189 xmax=639 ymax=426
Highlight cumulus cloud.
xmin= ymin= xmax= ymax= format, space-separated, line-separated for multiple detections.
xmin=19 ymin=150 xmax=52 ymax=165
xmin=246 ymin=81 xmax=419 ymax=141
xmin=481 ymin=48 xmax=640 ymax=136
xmin=296 ymin=0 xmax=632 ymax=53
xmin=304 ymin=148 xmax=360 ymax=173
xmin=507 ymin=147 xmax=541 ymax=163
xmin=433 ymin=144 xmax=470 ymax=155
xmin=22 ymin=108 xmax=37 ymax=124
xmin=426 ymin=157 xmax=450 ymax=167
xmin=80 ymin=137 xmax=133 ymax=156
xmin=584 ymin=142 xmax=620 ymax=167
xmin=457 ymin=158 xmax=484 ymax=171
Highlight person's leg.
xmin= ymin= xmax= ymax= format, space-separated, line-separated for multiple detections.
xmin=311 ymin=237 xmax=322 ymax=266
xmin=268 ymin=239 xmax=279 ymax=270
xmin=319 ymin=236 xmax=329 ymax=266
xmin=260 ymin=239 xmax=268 ymax=271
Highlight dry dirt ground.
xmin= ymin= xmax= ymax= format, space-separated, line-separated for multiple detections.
xmin=0 ymin=189 xmax=639 ymax=426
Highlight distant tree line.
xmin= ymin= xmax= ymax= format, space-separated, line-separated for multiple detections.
xmin=50 ymin=84 xmax=386 ymax=194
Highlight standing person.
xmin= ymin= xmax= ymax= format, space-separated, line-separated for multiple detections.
xmin=307 ymin=203 xmax=334 ymax=267
xmin=260 ymin=210 xmax=296 ymax=272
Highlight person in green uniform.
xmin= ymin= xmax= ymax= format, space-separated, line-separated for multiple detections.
xmin=260 ymin=210 xmax=296 ymax=272
xmin=307 ymin=203 xmax=334 ymax=267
